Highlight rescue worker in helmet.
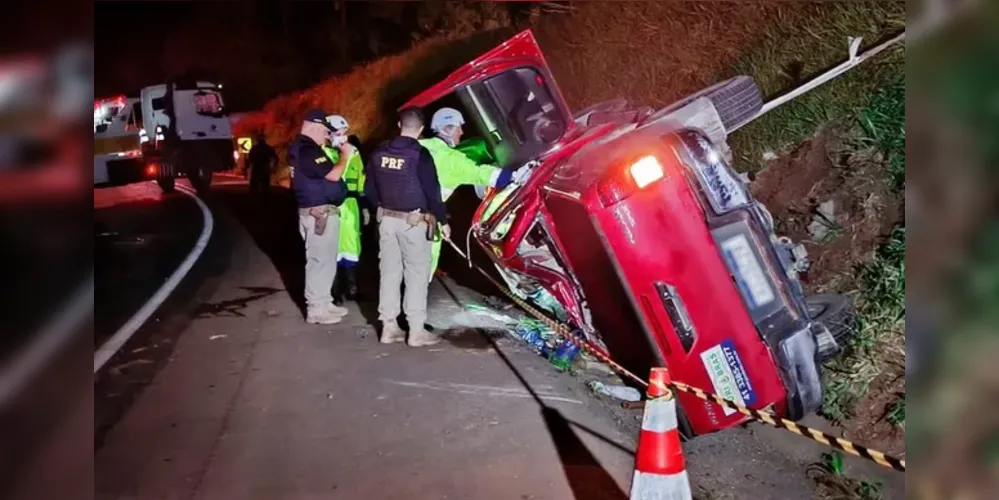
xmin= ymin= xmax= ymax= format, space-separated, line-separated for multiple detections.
xmin=320 ymin=114 xmax=367 ymax=305
xmin=419 ymin=107 xmax=527 ymax=280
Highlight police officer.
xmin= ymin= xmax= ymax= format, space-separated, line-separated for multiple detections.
xmin=320 ymin=114 xmax=367 ymax=305
xmin=365 ymin=107 xmax=448 ymax=347
xmin=290 ymin=108 xmax=353 ymax=324
xmin=420 ymin=107 xmax=528 ymax=280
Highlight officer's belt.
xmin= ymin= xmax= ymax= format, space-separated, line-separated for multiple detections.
xmin=299 ymin=204 xmax=339 ymax=217
xmin=379 ymin=208 xmax=421 ymax=220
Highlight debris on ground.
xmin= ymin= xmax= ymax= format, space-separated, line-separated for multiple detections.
xmin=621 ymin=401 xmax=646 ymax=410
xmin=576 ymin=353 xmax=617 ymax=377
xmin=464 ymin=303 xmax=518 ymax=324
xmin=807 ymin=199 xmax=839 ymax=241
xmin=587 ymin=381 xmax=642 ymax=402
xmin=511 ymin=319 xmax=583 ymax=372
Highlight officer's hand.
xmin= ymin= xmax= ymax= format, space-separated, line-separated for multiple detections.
xmin=339 ymin=142 xmax=357 ymax=157
xmin=441 ymin=223 xmax=452 ymax=241
xmin=362 ymin=208 xmax=371 ymax=226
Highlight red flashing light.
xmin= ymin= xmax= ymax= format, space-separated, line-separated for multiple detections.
xmin=145 ymin=163 xmax=158 ymax=177
xmin=597 ymin=155 xmax=666 ymax=207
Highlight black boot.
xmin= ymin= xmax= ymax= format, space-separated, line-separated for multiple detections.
xmin=345 ymin=266 xmax=359 ymax=301
xmin=332 ymin=268 xmax=346 ymax=306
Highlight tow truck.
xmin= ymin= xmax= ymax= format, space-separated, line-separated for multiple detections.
xmin=138 ymin=78 xmax=236 ymax=193
xmin=93 ymin=95 xmax=147 ymax=188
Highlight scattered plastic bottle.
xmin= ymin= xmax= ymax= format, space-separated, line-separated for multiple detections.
xmin=548 ymin=338 xmax=580 ymax=372
xmin=515 ymin=322 xmax=548 ymax=356
xmin=587 ymin=381 xmax=642 ymax=402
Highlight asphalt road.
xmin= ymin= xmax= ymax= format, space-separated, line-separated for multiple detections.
xmin=68 ymin=179 xmax=905 ymax=499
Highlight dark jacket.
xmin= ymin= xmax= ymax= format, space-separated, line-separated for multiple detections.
xmin=365 ymin=136 xmax=447 ymax=222
xmin=289 ymin=134 xmax=347 ymax=209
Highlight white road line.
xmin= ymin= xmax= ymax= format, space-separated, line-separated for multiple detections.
xmin=0 ymin=272 xmax=93 ymax=407
xmin=93 ymin=184 xmax=214 ymax=373
xmin=383 ymin=379 xmax=583 ymax=405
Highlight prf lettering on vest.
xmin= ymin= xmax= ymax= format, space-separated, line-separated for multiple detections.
xmin=380 ymin=156 xmax=405 ymax=170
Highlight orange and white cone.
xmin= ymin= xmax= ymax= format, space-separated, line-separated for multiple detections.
xmin=630 ymin=367 xmax=692 ymax=500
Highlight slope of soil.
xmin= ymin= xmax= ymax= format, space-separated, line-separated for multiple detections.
xmin=751 ymin=129 xmax=902 ymax=292
xmin=751 ymin=126 xmax=905 ymax=458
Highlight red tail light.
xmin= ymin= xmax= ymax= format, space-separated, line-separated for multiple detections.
xmin=145 ymin=163 xmax=158 ymax=177
xmin=597 ymin=155 xmax=665 ymax=207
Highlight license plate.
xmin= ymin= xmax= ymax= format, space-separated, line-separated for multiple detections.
xmin=701 ymin=340 xmax=758 ymax=416
xmin=720 ymin=234 xmax=775 ymax=309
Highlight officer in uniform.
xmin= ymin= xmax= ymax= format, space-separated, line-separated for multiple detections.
xmin=365 ymin=107 xmax=448 ymax=347
xmin=320 ymin=114 xmax=366 ymax=304
xmin=420 ymin=107 xmax=528 ymax=280
xmin=290 ymin=108 xmax=354 ymax=324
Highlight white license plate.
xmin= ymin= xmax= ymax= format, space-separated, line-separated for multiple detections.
xmin=720 ymin=234 xmax=775 ymax=309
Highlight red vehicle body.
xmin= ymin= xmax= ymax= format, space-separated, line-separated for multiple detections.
xmin=403 ymin=30 xmax=850 ymax=436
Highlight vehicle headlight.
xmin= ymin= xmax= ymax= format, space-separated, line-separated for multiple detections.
xmin=676 ymin=129 xmax=750 ymax=214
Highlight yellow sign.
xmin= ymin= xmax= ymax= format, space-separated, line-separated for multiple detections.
xmin=237 ymin=137 xmax=253 ymax=153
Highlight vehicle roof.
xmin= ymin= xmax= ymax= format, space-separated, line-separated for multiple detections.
xmin=141 ymin=81 xmax=219 ymax=92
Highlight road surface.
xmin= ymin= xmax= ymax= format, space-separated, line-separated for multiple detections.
xmin=9 ymin=178 xmax=907 ymax=499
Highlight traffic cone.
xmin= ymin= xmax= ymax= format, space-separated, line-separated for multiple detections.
xmin=630 ymin=367 xmax=692 ymax=500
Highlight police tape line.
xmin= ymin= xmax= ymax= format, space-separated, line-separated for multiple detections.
xmin=443 ymin=237 xmax=906 ymax=473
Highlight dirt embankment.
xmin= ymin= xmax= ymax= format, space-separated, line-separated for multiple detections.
xmin=751 ymin=129 xmax=902 ymax=292
xmin=751 ymin=127 xmax=905 ymax=457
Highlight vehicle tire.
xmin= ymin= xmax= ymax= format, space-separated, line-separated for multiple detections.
xmin=157 ymin=176 xmax=175 ymax=193
xmin=806 ymin=294 xmax=857 ymax=346
xmin=647 ymin=75 xmax=763 ymax=132
xmin=186 ymin=152 xmax=213 ymax=194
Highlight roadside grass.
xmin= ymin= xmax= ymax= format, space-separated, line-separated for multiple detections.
xmin=727 ymin=1 xmax=904 ymax=173
xmin=708 ymin=0 xmax=906 ymax=427
xmin=820 ymin=81 xmax=906 ymax=424
xmin=808 ymin=452 xmax=884 ymax=500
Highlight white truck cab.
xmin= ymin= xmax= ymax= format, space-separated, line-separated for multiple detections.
xmin=139 ymin=79 xmax=235 ymax=193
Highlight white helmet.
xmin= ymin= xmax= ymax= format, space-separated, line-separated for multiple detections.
xmin=325 ymin=114 xmax=348 ymax=132
xmin=430 ymin=107 xmax=464 ymax=133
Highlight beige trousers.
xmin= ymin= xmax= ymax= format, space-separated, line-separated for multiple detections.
xmin=377 ymin=211 xmax=432 ymax=331
xmin=299 ymin=207 xmax=340 ymax=313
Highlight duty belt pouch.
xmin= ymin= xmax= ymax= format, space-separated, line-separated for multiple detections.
xmin=307 ymin=206 xmax=334 ymax=236
xmin=423 ymin=214 xmax=438 ymax=241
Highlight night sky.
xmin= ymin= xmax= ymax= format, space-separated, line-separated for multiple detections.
xmin=95 ymin=1 xmax=427 ymax=111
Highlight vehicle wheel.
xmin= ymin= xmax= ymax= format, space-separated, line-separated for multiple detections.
xmin=188 ymin=157 xmax=213 ymax=194
xmin=157 ymin=176 xmax=175 ymax=193
xmin=806 ymin=294 xmax=857 ymax=346
xmin=648 ymin=75 xmax=763 ymax=132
